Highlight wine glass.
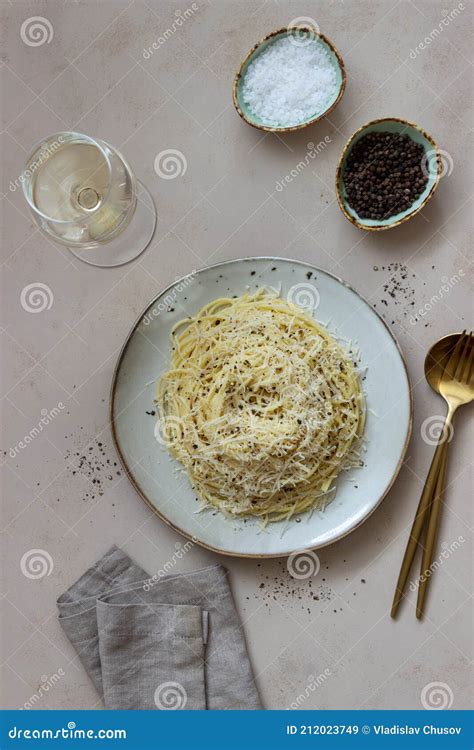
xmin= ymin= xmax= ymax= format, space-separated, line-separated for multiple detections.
xmin=21 ymin=132 xmax=156 ymax=267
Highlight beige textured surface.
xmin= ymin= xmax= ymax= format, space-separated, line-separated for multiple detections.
xmin=1 ymin=0 xmax=473 ymax=710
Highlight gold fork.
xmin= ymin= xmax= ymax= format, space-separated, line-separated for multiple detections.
xmin=391 ymin=331 xmax=473 ymax=618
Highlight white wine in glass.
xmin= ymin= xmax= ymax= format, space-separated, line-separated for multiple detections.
xmin=22 ymin=132 xmax=156 ymax=267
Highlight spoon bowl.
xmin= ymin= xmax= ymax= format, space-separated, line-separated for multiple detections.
xmin=425 ymin=332 xmax=474 ymax=410
xmin=424 ymin=333 xmax=461 ymax=395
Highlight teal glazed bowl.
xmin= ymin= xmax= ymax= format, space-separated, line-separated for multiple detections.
xmin=232 ymin=27 xmax=346 ymax=133
xmin=336 ymin=117 xmax=442 ymax=231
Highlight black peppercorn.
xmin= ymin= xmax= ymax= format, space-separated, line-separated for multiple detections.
xmin=343 ymin=131 xmax=429 ymax=221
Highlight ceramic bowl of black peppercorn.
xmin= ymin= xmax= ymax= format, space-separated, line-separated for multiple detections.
xmin=336 ymin=117 xmax=442 ymax=231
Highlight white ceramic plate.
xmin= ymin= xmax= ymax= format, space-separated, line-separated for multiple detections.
xmin=111 ymin=257 xmax=412 ymax=557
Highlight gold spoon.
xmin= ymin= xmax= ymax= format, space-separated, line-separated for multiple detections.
xmin=391 ymin=331 xmax=473 ymax=618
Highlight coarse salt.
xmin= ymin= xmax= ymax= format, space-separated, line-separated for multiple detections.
xmin=241 ymin=35 xmax=338 ymax=127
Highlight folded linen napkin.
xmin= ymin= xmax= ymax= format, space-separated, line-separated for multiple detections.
xmin=57 ymin=546 xmax=261 ymax=710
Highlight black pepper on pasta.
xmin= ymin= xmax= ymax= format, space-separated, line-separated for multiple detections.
xmin=155 ymin=290 xmax=365 ymax=522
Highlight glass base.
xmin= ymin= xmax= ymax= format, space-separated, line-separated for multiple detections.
xmin=68 ymin=182 xmax=156 ymax=267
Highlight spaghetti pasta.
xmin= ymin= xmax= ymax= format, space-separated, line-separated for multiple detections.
xmin=155 ymin=289 xmax=365 ymax=522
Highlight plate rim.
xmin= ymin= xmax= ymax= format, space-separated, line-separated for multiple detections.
xmin=110 ymin=256 xmax=413 ymax=558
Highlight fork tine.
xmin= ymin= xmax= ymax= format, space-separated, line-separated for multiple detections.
xmin=461 ymin=332 xmax=474 ymax=384
xmin=454 ymin=332 xmax=470 ymax=381
xmin=445 ymin=331 xmax=466 ymax=379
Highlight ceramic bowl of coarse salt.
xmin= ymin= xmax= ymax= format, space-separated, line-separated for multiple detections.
xmin=233 ymin=27 xmax=346 ymax=132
